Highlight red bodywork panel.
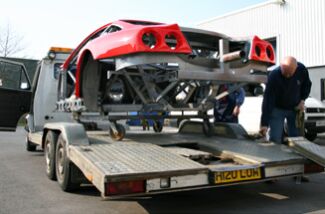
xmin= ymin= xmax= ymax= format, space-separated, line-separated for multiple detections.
xmin=248 ymin=36 xmax=275 ymax=64
xmin=64 ymin=20 xmax=192 ymax=97
xmin=62 ymin=23 xmax=109 ymax=70
xmin=84 ymin=23 xmax=192 ymax=60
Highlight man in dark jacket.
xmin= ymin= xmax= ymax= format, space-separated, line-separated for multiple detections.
xmin=214 ymin=84 xmax=245 ymax=123
xmin=260 ymin=56 xmax=312 ymax=144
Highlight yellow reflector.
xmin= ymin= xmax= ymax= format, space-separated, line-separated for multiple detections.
xmin=49 ymin=47 xmax=73 ymax=53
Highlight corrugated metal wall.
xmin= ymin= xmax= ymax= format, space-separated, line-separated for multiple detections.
xmin=198 ymin=0 xmax=325 ymax=67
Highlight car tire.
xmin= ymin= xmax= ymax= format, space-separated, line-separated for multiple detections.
xmin=45 ymin=131 xmax=58 ymax=180
xmin=109 ymin=124 xmax=126 ymax=141
xmin=153 ymin=121 xmax=163 ymax=133
xmin=55 ymin=134 xmax=80 ymax=192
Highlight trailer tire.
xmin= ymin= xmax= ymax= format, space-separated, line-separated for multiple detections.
xmin=55 ymin=134 xmax=80 ymax=192
xmin=45 ymin=131 xmax=58 ymax=180
xmin=26 ymin=137 xmax=37 ymax=152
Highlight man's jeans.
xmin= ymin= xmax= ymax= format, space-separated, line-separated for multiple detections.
xmin=269 ymin=108 xmax=299 ymax=144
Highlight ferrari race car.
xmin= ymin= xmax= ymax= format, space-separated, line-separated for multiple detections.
xmin=56 ymin=20 xmax=275 ymax=140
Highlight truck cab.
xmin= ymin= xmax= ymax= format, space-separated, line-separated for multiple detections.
xmin=27 ymin=47 xmax=74 ymax=133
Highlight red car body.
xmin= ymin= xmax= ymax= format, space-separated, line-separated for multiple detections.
xmin=62 ymin=20 xmax=275 ymax=98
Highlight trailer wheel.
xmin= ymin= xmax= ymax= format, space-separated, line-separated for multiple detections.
xmin=109 ymin=123 xmax=126 ymax=141
xmin=55 ymin=134 xmax=80 ymax=191
xmin=45 ymin=131 xmax=58 ymax=180
xmin=153 ymin=121 xmax=163 ymax=133
xmin=26 ymin=137 xmax=37 ymax=152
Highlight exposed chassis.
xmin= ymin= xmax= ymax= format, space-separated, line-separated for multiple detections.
xmin=57 ymin=39 xmax=270 ymax=140
xmin=58 ymin=50 xmax=268 ymax=118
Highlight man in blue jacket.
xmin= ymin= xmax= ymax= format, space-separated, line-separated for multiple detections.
xmin=214 ymin=84 xmax=245 ymax=123
xmin=259 ymin=56 xmax=312 ymax=144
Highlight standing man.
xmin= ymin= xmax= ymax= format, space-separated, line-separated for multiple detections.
xmin=260 ymin=56 xmax=312 ymax=143
xmin=214 ymin=84 xmax=245 ymax=123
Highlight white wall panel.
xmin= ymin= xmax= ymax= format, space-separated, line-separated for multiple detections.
xmin=198 ymin=0 xmax=325 ymax=67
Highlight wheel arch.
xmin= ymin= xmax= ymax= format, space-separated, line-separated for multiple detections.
xmin=42 ymin=123 xmax=89 ymax=153
xmin=75 ymin=49 xmax=94 ymax=98
xmin=42 ymin=128 xmax=61 ymax=149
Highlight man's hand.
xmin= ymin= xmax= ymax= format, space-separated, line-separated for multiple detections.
xmin=296 ymin=100 xmax=305 ymax=112
xmin=233 ymin=105 xmax=240 ymax=116
xmin=259 ymin=126 xmax=268 ymax=137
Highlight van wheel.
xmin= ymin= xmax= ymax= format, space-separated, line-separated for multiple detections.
xmin=45 ymin=131 xmax=58 ymax=180
xmin=26 ymin=137 xmax=37 ymax=152
xmin=55 ymin=134 xmax=80 ymax=191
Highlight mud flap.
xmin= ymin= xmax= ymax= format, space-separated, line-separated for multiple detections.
xmin=287 ymin=137 xmax=325 ymax=167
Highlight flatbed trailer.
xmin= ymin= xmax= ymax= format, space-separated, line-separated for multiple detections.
xmin=26 ymin=121 xmax=324 ymax=199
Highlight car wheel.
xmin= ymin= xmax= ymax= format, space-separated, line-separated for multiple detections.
xmin=45 ymin=131 xmax=58 ymax=180
xmin=153 ymin=121 xmax=163 ymax=133
xmin=55 ymin=134 xmax=80 ymax=191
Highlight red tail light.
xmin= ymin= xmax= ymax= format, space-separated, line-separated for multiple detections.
xmin=248 ymin=36 xmax=275 ymax=64
xmin=138 ymin=24 xmax=192 ymax=53
xmin=304 ymin=162 xmax=324 ymax=174
xmin=105 ymin=180 xmax=146 ymax=196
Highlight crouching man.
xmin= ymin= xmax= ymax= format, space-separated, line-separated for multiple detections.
xmin=259 ymin=56 xmax=312 ymax=143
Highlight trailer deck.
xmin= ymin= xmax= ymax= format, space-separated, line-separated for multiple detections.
xmin=63 ymin=122 xmax=314 ymax=198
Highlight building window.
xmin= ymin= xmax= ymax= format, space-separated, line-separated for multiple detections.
xmin=321 ymin=79 xmax=325 ymax=101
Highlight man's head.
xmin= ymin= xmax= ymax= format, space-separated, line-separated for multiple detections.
xmin=280 ymin=56 xmax=298 ymax=78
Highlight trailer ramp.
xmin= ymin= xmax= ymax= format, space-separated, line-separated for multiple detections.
xmin=287 ymin=137 xmax=325 ymax=167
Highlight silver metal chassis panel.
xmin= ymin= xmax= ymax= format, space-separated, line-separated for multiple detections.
xmin=116 ymin=53 xmax=268 ymax=83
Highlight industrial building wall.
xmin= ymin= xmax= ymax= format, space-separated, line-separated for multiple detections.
xmin=198 ymin=0 xmax=325 ymax=67
xmin=198 ymin=0 xmax=325 ymax=101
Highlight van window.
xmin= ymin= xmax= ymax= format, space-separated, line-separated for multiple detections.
xmin=0 ymin=61 xmax=29 ymax=90
xmin=53 ymin=63 xmax=62 ymax=80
